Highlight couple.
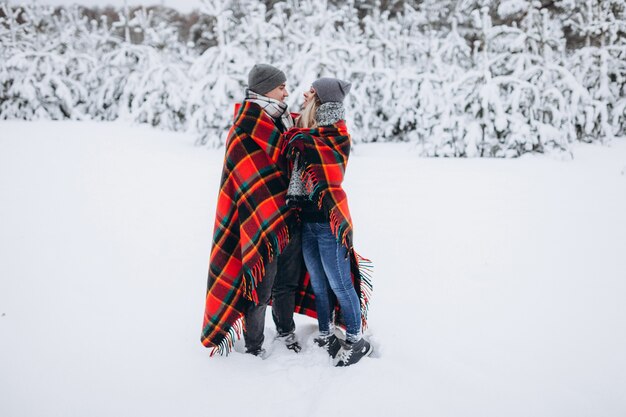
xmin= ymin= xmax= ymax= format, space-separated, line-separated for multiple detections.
xmin=200 ymin=63 xmax=372 ymax=367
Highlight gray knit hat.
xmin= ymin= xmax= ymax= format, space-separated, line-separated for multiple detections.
xmin=312 ymin=77 xmax=352 ymax=104
xmin=248 ymin=64 xmax=286 ymax=95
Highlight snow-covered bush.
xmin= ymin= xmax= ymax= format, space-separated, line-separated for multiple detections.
xmin=0 ymin=5 xmax=92 ymax=120
xmin=88 ymin=44 xmax=158 ymax=121
xmin=129 ymin=59 xmax=190 ymax=130
xmin=1 ymin=0 xmax=624 ymax=156
xmin=185 ymin=0 xmax=255 ymax=146
xmin=0 ymin=50 xmax=90 ymax=120
xmin=562 ymin=0 xmax=626 ymax=139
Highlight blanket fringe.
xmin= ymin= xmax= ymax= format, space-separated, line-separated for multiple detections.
xmin=242 ymin=224 xmax=291 ymax=304
xmin=300 ymin=165 xmax=353 ymax=249
xmin=302 ymin=165 xmax=323 ymax=204
xmin=212 ymin=224 xmax=293 ymax=356
xmin=329 ymin=207 xmax=352 ymax=249
xmin=209 ymin=316 xmax=244 ymax=357
xmin=355 ymin=252 xmax=374 ymax=330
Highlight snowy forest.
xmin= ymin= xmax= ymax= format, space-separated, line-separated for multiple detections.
xmin=1 ymin=0 xmax=625 ymax=156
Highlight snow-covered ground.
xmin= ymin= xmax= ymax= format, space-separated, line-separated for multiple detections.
xmin=1 ymin=121 xmax=625 ymax=417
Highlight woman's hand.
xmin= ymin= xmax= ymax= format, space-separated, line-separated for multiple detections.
xmin=282 ymin=128 xmax=311 ymax=154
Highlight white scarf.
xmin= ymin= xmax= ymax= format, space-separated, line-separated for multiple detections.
xmin=245 ymin=89 xmax=294 ymax=130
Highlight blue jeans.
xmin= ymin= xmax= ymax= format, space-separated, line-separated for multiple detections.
xmin=302 ymin=222 xmax=361 ymax=342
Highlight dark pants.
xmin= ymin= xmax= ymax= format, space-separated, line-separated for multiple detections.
xmin=243 ymin=226 xmax=303 ymax=352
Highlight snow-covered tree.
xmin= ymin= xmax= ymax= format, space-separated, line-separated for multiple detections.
xmin=1 ymin=0 xmax=623 ymax=155
xmin=185 ymin=0 xmax=254 ymax=146
xmin=0 ymin=5 xmax=91 ymax=120
xmin=563 ymin=0 xmax=626 ymax=140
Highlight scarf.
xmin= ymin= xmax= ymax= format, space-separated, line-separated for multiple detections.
xmin=245 ymin=89 xmax=294 ymax=131
xmin=201 ymin=101 xmax=306 ymax=355
xmin=315 ymin=102 xmax=345 ymax=127
xmin=282 ymin=116 xmax=373 ymax=331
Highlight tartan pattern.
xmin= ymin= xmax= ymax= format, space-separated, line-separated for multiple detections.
xmin=283 ymin=121 xmax=373 ymax=331
xmin=201 ymin=101 xmax=307 ymax=354
xmin=283 ymin=121 xmax=353 ymax=248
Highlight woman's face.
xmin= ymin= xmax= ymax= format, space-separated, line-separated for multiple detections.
xmin=302 ymin=87 xmax=316 ymax=109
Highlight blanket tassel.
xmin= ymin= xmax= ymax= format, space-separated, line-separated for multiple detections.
xmin=355 ymin=252 xmax=373 ymax=331
xmin=210 ymin=317 xmax=244 ymax=357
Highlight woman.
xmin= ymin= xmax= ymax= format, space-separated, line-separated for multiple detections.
xmin=282 ymin=77 xmax=372 ymax=367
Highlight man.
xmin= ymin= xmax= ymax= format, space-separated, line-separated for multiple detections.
xmin=201 ymin=64 xmax=304 ymax=357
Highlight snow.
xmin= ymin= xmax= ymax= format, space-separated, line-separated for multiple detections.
xmin=1 ymin=121 xmax=626 ymax=416
xmin=8 ymin=0 xmax=202 ymax=13
xmin=497 ymin=0 xmax=530 ymax=19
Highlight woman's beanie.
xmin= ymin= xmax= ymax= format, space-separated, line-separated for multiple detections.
xmin=248 ymin=64 xmax=286 ymax=95
xmin=312 ymin=77 xmax=352 ymax=104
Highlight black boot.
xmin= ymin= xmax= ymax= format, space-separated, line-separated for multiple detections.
xmin=276 ymin=332 xmax=302 ymax=353
xmin=245 ymin=347 xmax=267 ymax=358
xmin=314 ymin=334 xmax=342 ymax=358
xmin=333 ymin=338 xmax=372 ymax=367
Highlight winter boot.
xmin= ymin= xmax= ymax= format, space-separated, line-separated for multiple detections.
xmin=314 ymin=334 xmax=342 ymax=358
xmin=245 ymin=347 xmax=267 ymax=358
xmin=333 ymin=338 xmax=373 ymax=367
xmin=276 ymin=332 xmax=302 ymax=353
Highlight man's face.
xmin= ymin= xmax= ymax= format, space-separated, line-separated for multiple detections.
xmin=265 ymin=83 xmax=289 ymax=102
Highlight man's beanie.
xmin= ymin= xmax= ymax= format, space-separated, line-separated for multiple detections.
xmin=248 ymin=64 xmax=286 ymax=95
xmin=312 ymin=77 xmax=352 ymax=104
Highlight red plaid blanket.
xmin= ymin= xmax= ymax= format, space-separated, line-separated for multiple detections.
xmin=201 ymin=101 xmax=316 ymax=354
xmin=283 ymin=121 xmax=373 ymax=330
xmin=283 ymin=121 xmax=353 ymax=247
